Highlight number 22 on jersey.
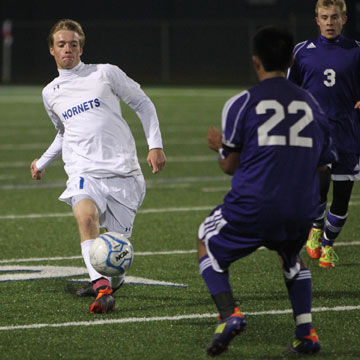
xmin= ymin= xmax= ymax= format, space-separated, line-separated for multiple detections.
xmin=256 ymin=100 xmax=313 ymax=148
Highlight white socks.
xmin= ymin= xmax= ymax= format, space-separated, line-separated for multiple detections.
xmin=81 ymin=239 xmax=110 ymax=282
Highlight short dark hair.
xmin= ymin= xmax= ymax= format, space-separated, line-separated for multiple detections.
xmin=252 ymin=26 xmax=294 ymax=72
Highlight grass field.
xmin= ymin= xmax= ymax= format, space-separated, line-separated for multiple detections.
xmin=0 ymin=85 xmax=359 ymax=360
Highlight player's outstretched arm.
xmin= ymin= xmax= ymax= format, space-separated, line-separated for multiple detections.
xmin=30 ymin=159 xmax=45 ymax=180
xmin=147 ymin=148 xmax=166 ymax=174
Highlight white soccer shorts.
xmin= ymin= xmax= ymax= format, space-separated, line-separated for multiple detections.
xmin=59 ymin=174 xmax=146 ymax=237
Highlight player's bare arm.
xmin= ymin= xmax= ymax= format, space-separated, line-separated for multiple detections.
xmin=354 ymin=101 xmax=360 ymax=109
xmin=207 ymin=126 xmax=222 ymax=152
xmin=218 ymin=152 xmax=241 ymax=175
xmin=30 ymin=159 xmax=45 ymax=180
xmin=207 ymin=126 xmax=240 ymax=175
xmin=318 ymin=165 xmax=329 ymax=172
xmin=147 ymin=148 xmax=166 ymax=174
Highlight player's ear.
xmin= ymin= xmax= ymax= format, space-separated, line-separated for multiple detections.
xmin=252 ymin=55 xmax=261 ymax=71
xmin=49 ymin=47 xmax=55 ymax=56
xmin=342 ymin=15 xmax=347 ymax=25
xmin=289 ymin=55 xmax=294 ymax=68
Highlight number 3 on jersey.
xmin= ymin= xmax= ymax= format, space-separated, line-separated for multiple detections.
xmin=256 ymin=100 xmax=313 ymax=148
xmin=323 ymin=69 xmax=336 ymax=87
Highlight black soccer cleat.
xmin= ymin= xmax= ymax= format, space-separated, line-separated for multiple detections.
xmin=206 ymin=307 xmax=247 ymax=357
xmin=285 ymin=328 xmax=321 ymax=355
xmin=89 ymin=287 xmax=115 ymax=314
xmin=75 ymin=282 xmax=96 ymax=297
xmin=74 ymin=278 xmax=125 ymax=298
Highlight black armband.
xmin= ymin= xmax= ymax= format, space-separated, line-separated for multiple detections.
xmin=218 ymin=144 xmax=241 ymax=159
xmin=218 ymin=147 xmax=230 ymax=159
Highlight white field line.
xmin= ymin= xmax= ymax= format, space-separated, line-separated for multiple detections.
xmin=3 ymin=200 xmax=360 ymax=221
xmin=202 ymin=186 xmax=230 ymax=192
xmin=0 ymin=175 xmax=228 ymax=190
xmin=0 ymin=305 xmax=359 ymax=332
xmin=0 ymin=89 xmax=236 ymax=104
xmin=0 ymin=95 xmax=43 ymax=103
xmin=0 ymin=139 xmax=206 ymax=150
xmin=0 ymin=182 xmax=193 ymax=191
xmin=0 ymin=206 xmax=214 ymax=220
xmin=0 ymin=242 xmax=358 ymax=265
xmin=0 ymin=175 xmax=15 ymax=180
xmin=0 ymin=156 xmax=216 ymax=169
xmin=0 ymin=212 xmax=73 ymax=220
xmin=0 ymin=250 xmax=197 ymax=264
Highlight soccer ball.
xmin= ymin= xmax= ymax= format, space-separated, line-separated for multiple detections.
xmin=90 ymin=232 xmax=134 ymax=277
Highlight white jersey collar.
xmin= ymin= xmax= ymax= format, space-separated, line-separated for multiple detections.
xmin=58 ymin=62 xmax=84 ymax=78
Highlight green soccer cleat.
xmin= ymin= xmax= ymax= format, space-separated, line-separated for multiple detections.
xmin=319 ymin=245 xmax=339 ymax=268
xmin=306 ymin=227 xmax=323 ymax=259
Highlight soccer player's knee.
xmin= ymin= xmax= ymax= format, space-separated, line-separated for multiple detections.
xmin=77 ymin=212 xmax=98 ymax=232
xmin=197 ymin=237 xmax=207 ymax=259
xmin=283 ymin=260 xmax=301 ymax=281
xmin=298 ymin=257 xmax=308 ymax=270
xmin=283 ymin=258 xmax=309 ymax=281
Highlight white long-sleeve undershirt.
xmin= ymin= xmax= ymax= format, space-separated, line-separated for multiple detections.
xmin=36 ymin=132 xmax=63 ymax=171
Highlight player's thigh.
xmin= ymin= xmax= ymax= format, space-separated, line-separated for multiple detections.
xmin=106 ymin=175 xmax=146 ymax=210
xmin=198 ymin=206 xmax=262 ymax=272
xmin=102 ymin=175 xmax=146 ymax=237
xmin=102 ymin=203 xmax=136 ymax=238
xmin=331 ymin=153 xmax=360 ymax=181
xmin=60 ymin=175 xmax=107 ymax=213
xmin=275 ymin=236 xmax=306 ymax=277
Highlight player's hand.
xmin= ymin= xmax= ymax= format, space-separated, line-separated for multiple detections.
xmin=147 ymin=148 xmax=166 ymax=174
xmin=354 ymin=101 xmax=360 ymax=109
xmin=30 ymin=159 xmax=45 ymax=180
xmin=207 ymin=126 xmax=222 ymax=152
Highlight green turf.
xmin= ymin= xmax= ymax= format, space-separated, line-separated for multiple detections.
xmin=0 ymin=86 xmax=359 ymax=360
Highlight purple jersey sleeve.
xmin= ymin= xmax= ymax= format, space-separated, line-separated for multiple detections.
xmin=287 ymin=41 xmax=307 ymax=86
xmin=221 ymin=91 xmax=250 ymax=150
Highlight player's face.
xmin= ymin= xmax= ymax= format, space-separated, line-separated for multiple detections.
xmin=316 ymin=5 xmax=347 ymax=39
xmin=50 ymin=30 xmax=83 ymax=69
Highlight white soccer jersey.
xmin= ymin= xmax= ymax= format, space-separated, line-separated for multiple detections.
xmin=37 ymin=62 xmax=163 ymax=178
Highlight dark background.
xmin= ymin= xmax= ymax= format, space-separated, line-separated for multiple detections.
xmin=1 ymin=0 xmax=359 ymax=85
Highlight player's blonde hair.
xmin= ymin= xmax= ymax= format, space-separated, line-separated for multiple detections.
xmin=315 ymin=0 xmax=347 ymax=17
xmin=48 ymin=19 xmax=85 ymax=48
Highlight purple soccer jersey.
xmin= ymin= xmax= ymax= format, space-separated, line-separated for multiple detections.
xmin=288 ymin=35 xmax=360 ymax=154
xmin=221 ymin=77 xmax=336 ymax=242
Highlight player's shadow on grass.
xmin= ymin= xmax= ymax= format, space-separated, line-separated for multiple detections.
xmin=236 ymin=293 xmax=290 ymax=302
xmin=334 ymin=262 xmax=360 ymax=268
xmin=312 ymin=289 xmax=359 ymax=300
